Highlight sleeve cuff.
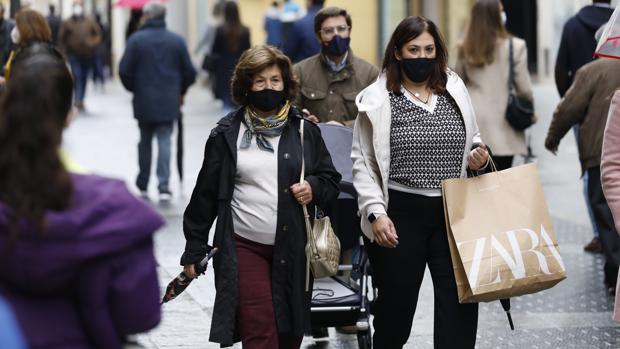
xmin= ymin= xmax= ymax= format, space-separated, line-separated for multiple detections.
xmin=367 ymin=203 xmax=387 ymax=218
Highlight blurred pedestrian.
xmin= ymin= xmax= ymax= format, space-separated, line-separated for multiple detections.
xmin=125 ymin=9 xmax=143 ymax=40
xmin=293 ymin=6 xmax=379 ymax=126
xmin=545 ymin=55 xmax=620 ymax=295
xmin=180 ymin=45 xmax=340 ymax=349
xmin=92 ymin=12 xmax=109 ymax=89
xmin=455 ymin=0 xmax=533 ymax=171
xmin=352 ymin=16 xmax=488 ymax=348
xmin=46 ymin=4 xmax=61 ymax=47
xmin=265 ymin=1 xmax=282 ymax=47
xmin=0 ymin=297 xmax=26 ymax=349
xmin=211 ymin=1 xmax=250 ymax=111
xmin=0 ymin=55 xmax=164 ymax=349
xmin=119 ymin=2 xmax=196 ymax=201
xmin=601 ymin=89 xmax=620 ymax=321
xmin=556 ymin=0 xmax=613 ymax=253
xmin=59 ymin=0 xmax=102 ymax=111
xmin=282 ymin=0 xmax=325 ymax=63
xmin=4 ymin=9 xmax=54 ymax=80
xmin=0 ymin=4 xmax=15 ymax=76
xmin=196 ymin=2 xmax=222 ymax=76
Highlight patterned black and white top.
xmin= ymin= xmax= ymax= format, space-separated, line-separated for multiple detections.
xmin=389 ymin=91 xmax=466 ymax=189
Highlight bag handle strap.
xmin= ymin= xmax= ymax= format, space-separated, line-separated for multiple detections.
xmin=508 ymin=38 xmax=516 ymax=92
xmin=299 ymin=119 xmax=317 ymax=291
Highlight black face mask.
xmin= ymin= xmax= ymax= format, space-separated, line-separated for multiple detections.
xmin=247 ymin=89 xmax=286 ymax=112
xmin=322 ymin=35 xmax=350 ymax=57
xmin=401 ymin=58 xmax=435 ymax=83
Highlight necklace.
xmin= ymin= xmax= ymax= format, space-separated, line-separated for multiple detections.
xmin=403 ymin=85 xmax=430 ymax=104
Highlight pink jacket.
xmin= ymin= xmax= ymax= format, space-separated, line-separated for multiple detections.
xmin=601 ymin=90 xmax=620 ymax=322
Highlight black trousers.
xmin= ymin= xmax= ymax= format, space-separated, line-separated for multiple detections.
xmin=365 ymin=190 xmax=478 ymax=349
xmin=587 ymin=166 xmax=620 ymax=288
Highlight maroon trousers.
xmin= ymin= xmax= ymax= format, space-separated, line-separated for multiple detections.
xmin=235 ymin=235 xmax=303 ymax=349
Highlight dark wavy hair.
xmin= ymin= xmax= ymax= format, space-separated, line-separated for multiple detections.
xmin=383 ymin=16 xmax=448 ymax=94
xmin=0 ymin=55 xmax=74 ymax=245
xmin=231 ymin=45 xmax=299 ymax=106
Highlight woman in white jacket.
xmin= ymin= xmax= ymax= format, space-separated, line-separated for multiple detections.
xmin=351 ymin=16 xmax=488 ymax=349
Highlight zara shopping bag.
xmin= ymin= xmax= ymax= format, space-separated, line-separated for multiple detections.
xmin=442 ymin=163 xmax=566 ymax=303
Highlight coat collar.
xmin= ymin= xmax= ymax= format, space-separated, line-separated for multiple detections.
xmin=355 ymin=69 xmax=465 ymax=115
xmin=218 ymin=105 xmax=304 ymax=163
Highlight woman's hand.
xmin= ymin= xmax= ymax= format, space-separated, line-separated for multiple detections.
xmin=183 ymin=264 xmax=198 ymax=279
xmin=372 ymin=215 xmax=399 ymax=248
xmin=290 ymin=180 xmax=313 ymax=205
xmin=302 ymin=108 xmax=320 ymax=124
xmin=467 ymin=143 xmax=489 ymax=171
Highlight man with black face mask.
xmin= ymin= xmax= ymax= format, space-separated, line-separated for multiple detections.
xmin=293 ymin=6 xmax=379 ymax=127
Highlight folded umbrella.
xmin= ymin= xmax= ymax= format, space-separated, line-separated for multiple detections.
xmin=161 ymin=248 xmax=218 ymax=304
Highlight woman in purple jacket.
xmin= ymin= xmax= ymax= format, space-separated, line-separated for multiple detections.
xmin=0 ymin=55 xmax=165 ymax=348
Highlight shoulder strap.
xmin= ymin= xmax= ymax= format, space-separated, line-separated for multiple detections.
xmin=299 ymin=119 xmax=305 ymax=184
xmin=508 ymin=38 xmax=516 ymax=91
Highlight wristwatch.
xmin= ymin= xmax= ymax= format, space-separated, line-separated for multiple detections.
xmin=368 ymin=213 xmax=378 ymax=224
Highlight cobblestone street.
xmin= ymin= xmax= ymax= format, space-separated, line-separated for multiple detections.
xmin=63 ymin=79 xmax=620 ymax=348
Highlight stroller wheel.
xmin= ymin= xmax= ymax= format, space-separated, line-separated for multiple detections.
xmin=356 ymin=329 xmax=372 ymax=349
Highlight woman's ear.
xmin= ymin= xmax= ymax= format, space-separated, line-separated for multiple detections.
xmin=394 ymin=46 xmax=402 ymax=62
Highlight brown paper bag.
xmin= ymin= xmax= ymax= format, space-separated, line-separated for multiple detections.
xmin=442 ymin=163 xmax=566 ymax=303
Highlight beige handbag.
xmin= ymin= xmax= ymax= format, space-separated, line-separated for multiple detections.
xmin=299 ymin=119 xmax=340 ymax=291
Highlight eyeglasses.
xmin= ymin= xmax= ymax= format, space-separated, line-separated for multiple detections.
xmin=319 ymin=25 xmax=350 ymax=36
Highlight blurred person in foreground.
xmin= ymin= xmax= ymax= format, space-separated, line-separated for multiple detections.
xmin=0 ymin=55 xmax=164 ymax=349
xmin=180 ymin=45 xmax=340 ymax=348
xmin=555 ymin=0 xmax=613 ymax=253
xmin=601 ymin=88 xmax=620 ymax=321
xmin=211 ymin=1 xmax=250 ymax=111
xmin=4 ymin=9 xmax=56 ymax=80
xmin=59 ymin=0 xmax=101 ymax=111
xmin=120 ymin=2 xmax=196 ymax=201
xmin=282 ymin=0 xmax=325 ymax=63
xmin=545 ymin=40 xmax=620 ymax=295
xmin=455 ymin=0 xmax=533 ymax=171
xmin=294 ymin=6 xmax=379 ymax=127
xmin=352 ymin=16 xmax=488 ymax=348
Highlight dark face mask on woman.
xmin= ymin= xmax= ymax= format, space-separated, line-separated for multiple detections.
xmin=322 ymin=35 xmax=351 ymax=57
xmin=247 ymin=89 xmax=286 ymax=112
xmin=401 ymin=58 xmax=435 ymax=83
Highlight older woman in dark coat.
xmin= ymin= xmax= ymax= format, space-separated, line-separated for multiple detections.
xmin=180 ymin=45 xmax=341 ymax=348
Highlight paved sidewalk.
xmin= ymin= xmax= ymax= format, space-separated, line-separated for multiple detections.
xmin=63 ymin=80 xmax=619 ymax=348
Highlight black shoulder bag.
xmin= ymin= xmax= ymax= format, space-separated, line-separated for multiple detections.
xmin=505 ymin=38 xmax=535 ymax=131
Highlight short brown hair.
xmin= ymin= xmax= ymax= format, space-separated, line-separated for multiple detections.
xmin=15 ymin=9 xmax=52 ymax=46
xmin=231 ymin=45 xmax=298 ymax=106
xmin=382 ymin=16 xmax=448 ymax=95
xmin=313 ymin=6 xmax=352 ymax=34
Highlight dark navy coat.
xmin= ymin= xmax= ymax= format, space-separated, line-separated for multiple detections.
xmin=282 ymin=5 xmax=322 ymax=63
xmin=555 ymin=4 xmax=613 ymax=97
xmin=119 ymin=18 xmax=196 ymax=123
xmin=180 ymin=107 xmax=341 ymax=346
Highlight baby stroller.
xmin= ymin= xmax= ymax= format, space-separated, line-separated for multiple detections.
xmin=311 ymin=123 xmax=373 ymax=349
